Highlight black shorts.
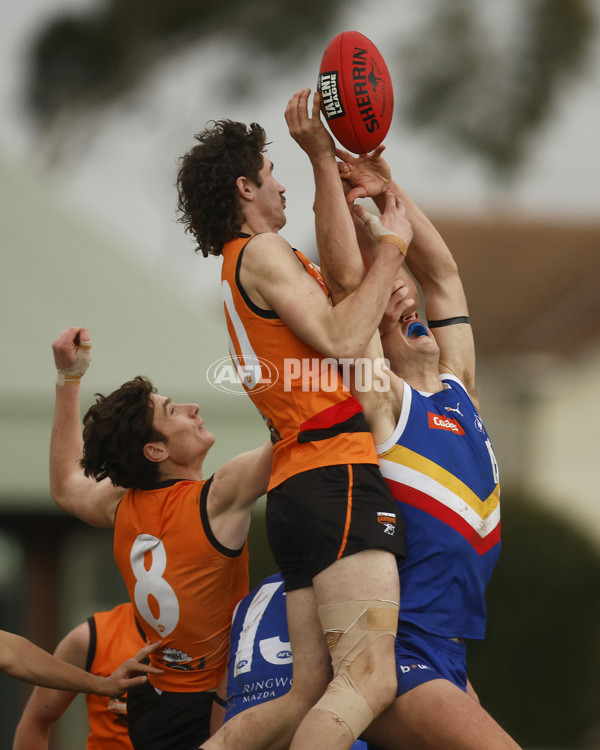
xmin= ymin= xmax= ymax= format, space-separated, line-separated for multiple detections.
xmin=127 ymin=680 xmax=213 ymax=750
xmin=266 ymin=463 xmax=405 ymax=591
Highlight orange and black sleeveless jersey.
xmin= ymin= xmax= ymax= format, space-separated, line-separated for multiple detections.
xmin=85 ymin=603 xmax=144 ymax=749
xmin=113 ymin=477 xmax=249 ymax=692
xmin=221 ymin=235 xmax=378 ymax=490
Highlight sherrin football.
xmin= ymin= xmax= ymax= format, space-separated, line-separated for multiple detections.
xmin=318 ymin=31 xmax=394 ymax=154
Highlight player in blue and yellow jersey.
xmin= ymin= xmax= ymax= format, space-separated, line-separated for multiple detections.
xmin=286 ymin=90 xmax=522 ymax=749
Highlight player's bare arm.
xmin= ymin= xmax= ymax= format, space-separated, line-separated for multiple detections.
xmin=0 ymin=632 xmax=160 ymax=696
xmin=50 ymin=327 xmax=124 ymax=527
xmin=285 ymin=92 xmax=407 ymax=448
xmin=12 ymin=622 xmax=91 ymax=749
xmin=285 ymin=89 xmax=411 ymax=305
xmin=286 ymin=90 xmax=410 ymax=442
xmin=385 ymin=184 xmax=476 ymax=398
xmin=269 ymin=91 xmax=413 ymax=354
xmin=335 ymin=203 xmax=414 ymax=444
xmin=339 ymin=152 xmax=477 ymax=397
xmin=240 ymin=231 xmax=408 ymax=361
xmin=207 ymin=441 xmax=273 ymax=550
xmin=286 ymin=89 xmax=370 ymax=301
xmin=354 ymin=332 xmax=404 ymax=447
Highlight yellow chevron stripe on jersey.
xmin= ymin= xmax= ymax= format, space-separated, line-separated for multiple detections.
xmin=378 ymin=445 xmax=500 ymax=538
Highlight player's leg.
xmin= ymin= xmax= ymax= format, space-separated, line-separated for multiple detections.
xmin=200 ymin=585 xmax=331 ymax=750
xmin=262 ymin=463 xmax=402 ymax=750
xmin=363 ymin=679 xmax=522 ymax=750
xmin=363 ymin=624 xmax=521 ymax=750
xmin=290 ymin=548 xmax=400 ymax=750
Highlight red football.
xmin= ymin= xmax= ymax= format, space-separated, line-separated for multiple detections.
xmin=318 ymin=31 xmax=394 ymax=154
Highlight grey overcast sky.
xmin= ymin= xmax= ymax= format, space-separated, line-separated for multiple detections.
xmin=1 ymin=0 xmax=599 ymax=303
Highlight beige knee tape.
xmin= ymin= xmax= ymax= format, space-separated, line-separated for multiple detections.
xmin=311 ymin=599 xmax=398 ymax=738
xmin=312 ymin=669 xmax=373 ymax=740
xmin=319 ymin=599 xmax=398 ymax=671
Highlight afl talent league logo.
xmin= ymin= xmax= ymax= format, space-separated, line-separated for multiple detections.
xmin=318 ymin=71 xmax=345 ymax=119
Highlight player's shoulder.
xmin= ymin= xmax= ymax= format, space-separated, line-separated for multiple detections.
xmin=242 ymin=234 xmax=308 ymax=288
xmin=58 ymin=619 xmax=92 ymax=660
xmin=244 ymin=233 xmax=295 ymax=263
xmin=439 ymin=371 xmax=479 ymax=408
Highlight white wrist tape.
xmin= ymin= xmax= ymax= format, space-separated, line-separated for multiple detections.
xmin=358 ymin=210 xmax=407 ymax=256
xmin=56 ymin=339 xmax=91 ymax=386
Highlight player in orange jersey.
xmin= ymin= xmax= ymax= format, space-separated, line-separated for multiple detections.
xmin=13 ymin=602 xmax=145 ymax=750
xmin=49 ymin=326 xmax=272 ymax=750
xmin=177 ymin=94 xmax=412 ymax=750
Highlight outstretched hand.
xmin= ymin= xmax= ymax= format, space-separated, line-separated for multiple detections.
xmin=354 ymin=189 xmax=413 ymax=253
xmin=99 ymin=641 xmax=163 ymax=698
xmin=285 ymin=88 xmax=335 ymax=163
xmin=337 ymin=145 xmax=391 ymax=203
xmin=380 ymin=277 xmax=418 ymax=337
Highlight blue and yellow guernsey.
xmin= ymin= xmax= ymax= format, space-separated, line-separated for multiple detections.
xmin=376 ymin=374 xmax=501 ymax=640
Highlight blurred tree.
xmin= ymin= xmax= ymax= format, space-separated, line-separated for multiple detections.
xmin=25 ymin=0 xmax=596 ymax=177
xmin=468 ymin=490 xmax=600 ymax=748
xmin=401 ymin=0 xmax=595 ymax=176
xmin=26 ymin=0 xmax=348 ymax=123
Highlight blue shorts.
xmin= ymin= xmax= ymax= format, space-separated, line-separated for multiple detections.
xmin=365 ymin=624 xmax=468 ymax=749
xmin=394 ymin=621 xmax=468 ymax=696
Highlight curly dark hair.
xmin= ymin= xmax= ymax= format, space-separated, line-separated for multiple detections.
xmin=80 ymin=376 xmax=166 ymax=489
xmin=176 ymin=120 xmax=268 ymax=257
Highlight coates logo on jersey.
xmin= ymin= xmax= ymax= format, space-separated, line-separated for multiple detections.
xmin=428 ymin=413 xmax=465 ymax=435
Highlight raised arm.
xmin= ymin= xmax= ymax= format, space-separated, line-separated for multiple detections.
xmin=241 ymin=230 xmax=406 ymax=361
xmin=285 ymin=90 xmax=412 ymax=444
xmin=237 ymin=89 xmax=410 ymax=363
xmin=339 ymin=150 xmax=476 ymax=396
xmin=206 ymin=441 xmax=273 ymax=550
xmin=284 ymin=88 xmax=367 ymax=301
xmin=0 ymin=630 xmax=160 ymax=696
xmin=50 ymin=327 xmax=124 ymax=527
xmin=284 ymin=89 xmax=411 ymax=304
xmin=381 ymin=182 xmax=475 ymax=395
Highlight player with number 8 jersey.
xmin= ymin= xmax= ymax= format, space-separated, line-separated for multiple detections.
xmin=49 ymin=325 xmax=273 ymax=750
xmin=113 ymin=478 xmax=249 ymax=691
